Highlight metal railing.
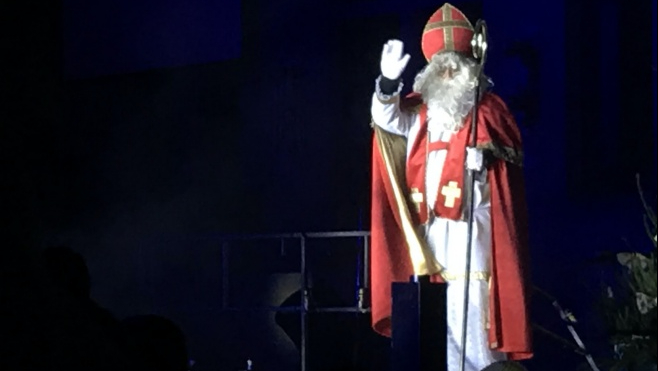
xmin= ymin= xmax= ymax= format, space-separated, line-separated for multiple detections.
xmin=220 ymin=230 xmax=371 ymax=371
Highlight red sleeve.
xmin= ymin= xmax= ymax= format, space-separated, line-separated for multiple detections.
xmin=369 ymin=131 xmax=414 ymax=337
xmin=487 ymin=158 xmax=533 ymax=359
xmin=479 ymin=92 xmax=533 ymax=359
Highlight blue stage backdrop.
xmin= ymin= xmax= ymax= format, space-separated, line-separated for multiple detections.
xmin=63 ymin=0 xmax=241 ymax=78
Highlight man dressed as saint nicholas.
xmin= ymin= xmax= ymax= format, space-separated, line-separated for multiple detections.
xmin=368 ymin=3 xmax=533 ymax=370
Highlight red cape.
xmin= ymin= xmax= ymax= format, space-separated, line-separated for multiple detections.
xmin=370 ymin=92 xmax=533 ymax=360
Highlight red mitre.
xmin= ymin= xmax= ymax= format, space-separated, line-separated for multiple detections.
xmin=421 ymin=3 xmax=475 ymax=60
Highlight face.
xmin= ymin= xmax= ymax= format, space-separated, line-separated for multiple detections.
xmin=413 ymin=53 xmax=475 ymax=95
xmin=435 ymin=61 xmax=461 ymax=80
xmin=412 ymin=51 xmax=478 ymax=132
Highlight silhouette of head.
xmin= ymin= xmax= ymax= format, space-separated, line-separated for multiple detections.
xmin=121 ymin=315 xmax=189 ymax=371
xmin=40 ymin=246 xmax=91 ymax=299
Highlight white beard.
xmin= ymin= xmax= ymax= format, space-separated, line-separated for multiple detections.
xmin=413 ymin=52 xmax=478 ymax=133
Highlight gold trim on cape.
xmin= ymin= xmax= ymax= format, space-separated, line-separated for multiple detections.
xmin=477 ymin=141 xmax=524 ymax=167
xmin=374 ymin=126 xmax=443 ymax=276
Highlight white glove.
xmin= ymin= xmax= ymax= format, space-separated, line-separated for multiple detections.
xmin=380 ymin=40 xmax=410 ymax=80
xmin=466 ymin=147 xmax=484 ymax=171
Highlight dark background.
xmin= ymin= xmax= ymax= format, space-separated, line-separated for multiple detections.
xmin=2 ymin=0 xmax=656 ymax=370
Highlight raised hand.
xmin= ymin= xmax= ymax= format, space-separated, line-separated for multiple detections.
xmin=380 ymin=39 xmax=411 ymax=80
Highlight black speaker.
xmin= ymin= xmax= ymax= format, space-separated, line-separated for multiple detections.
xmin=391 ymin=276 xmax=447 ymax=371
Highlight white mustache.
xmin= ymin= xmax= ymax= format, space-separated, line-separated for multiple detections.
xmin=412 ymin=52 xmax=478 ymax=132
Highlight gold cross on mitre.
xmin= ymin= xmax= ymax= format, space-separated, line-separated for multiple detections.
xmin=410 ymin=188 xmax=424 ymax=212
xmin=440 ymin=181 xmax=461 ymax=208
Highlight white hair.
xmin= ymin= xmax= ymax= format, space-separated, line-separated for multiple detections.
xmin=412 ymin=51 xmax=487 ymax=132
